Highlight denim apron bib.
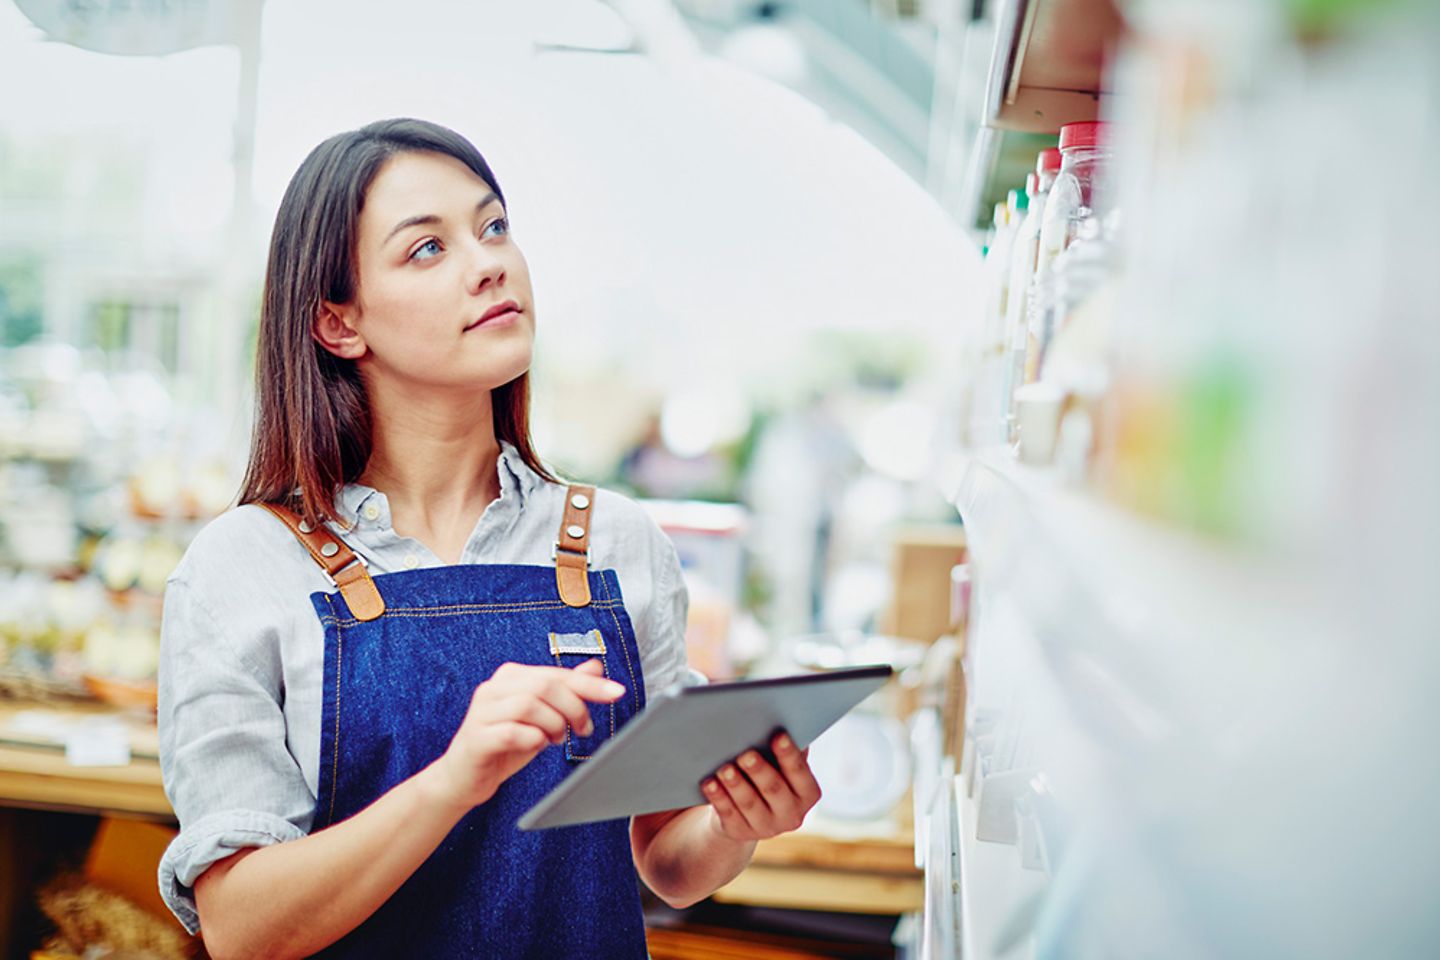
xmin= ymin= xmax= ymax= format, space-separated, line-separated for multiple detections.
xmin=262 ymin=486 xmax=649 ymax=959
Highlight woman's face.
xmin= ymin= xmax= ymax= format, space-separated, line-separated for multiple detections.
xmin=327 ymin=150 xmax=535 ymax=395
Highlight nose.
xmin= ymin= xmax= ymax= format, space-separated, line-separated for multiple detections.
xmin=464 ymin=237 xmax=506 ymax=295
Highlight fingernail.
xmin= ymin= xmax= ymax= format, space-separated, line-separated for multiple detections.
xmin=605 ymin=681 xmax=625 ymax=695
xmin=740 ymin=752 xmax=758 ymax=769
xmin=703 ymin=780 xmax=719 ymax=794
xmin=721 ymin=767 xmax=738 ymax=783
xmin=777 ymin=734 xmax=794 ymax=751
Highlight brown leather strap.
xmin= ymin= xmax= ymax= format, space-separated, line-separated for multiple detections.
xmin=555 ymin=485 xmax=596 ymax=608
xmin=259 ymin=503 xmax=386 ymax=622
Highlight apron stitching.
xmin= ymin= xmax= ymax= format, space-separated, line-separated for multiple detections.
xmin=326 ymin=592 xmax=343 ymax=827
xmin=599 ymin=572 xmax=634 ymax=728
xmin=362 ymin=601 xmax=620 ymax=614
xmin=325 ymin=601 xmax=622 ymax=629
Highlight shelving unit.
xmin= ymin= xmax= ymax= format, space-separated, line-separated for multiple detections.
xmin=950 ymin=443 xmax=1342 ymax=736
xmin=982 ymin=0 xmax=1119 ymax=133
xmin=914 ymin=2 xmax=1383 ymax=953
xmin=953 ymin=776 xmax=1045 ymax=960
xmin=956 ymin=0 xmax=1119 ymax=231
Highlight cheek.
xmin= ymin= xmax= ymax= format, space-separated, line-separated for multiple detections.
xmin=506 ymin=248 xmax=534 ymax=292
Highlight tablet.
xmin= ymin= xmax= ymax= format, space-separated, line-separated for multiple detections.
xmin=517 ymin=664 xmax=893 ymax=830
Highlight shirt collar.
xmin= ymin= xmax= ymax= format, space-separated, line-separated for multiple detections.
xmin=334 ymin=440 xmax=538 ymax=524
xmin=497 ymin=439 xmax=540 ymax=504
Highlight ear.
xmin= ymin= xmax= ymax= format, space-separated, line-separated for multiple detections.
xmin=312 ymin=300 xmax=367 ymax=360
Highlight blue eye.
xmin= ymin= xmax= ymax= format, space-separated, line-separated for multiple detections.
xmin=482 ymin=216 xmax=510 ymax=239
xmin=410 ymin=239 xmax=443 ymax=262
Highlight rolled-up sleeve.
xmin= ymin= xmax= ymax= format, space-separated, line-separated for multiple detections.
xmin=157 ymin=575 xmax=314 ymax=934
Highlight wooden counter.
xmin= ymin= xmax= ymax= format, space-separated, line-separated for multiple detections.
xmin=0 ymin=701 xmax=170 ymax=820
xmin=713 ymin=825 xmax=923 ymax=915
xmin=0 ymin=702 xmax=923 ymax=915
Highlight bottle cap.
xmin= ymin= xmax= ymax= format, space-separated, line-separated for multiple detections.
xmin=1059 ymin=121 xmax=1107 ymax=152
xmin=1026 ymin=172 xmax=1040 ymax=197
xmin=1036 ymin=148 xmax=1063 ymax=173
xmin=1008 ymin=188 xmax=1029 ymax=212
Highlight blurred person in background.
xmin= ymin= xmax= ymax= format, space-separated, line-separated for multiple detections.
xmin=154 ymin=118 xmax=822 ymax=959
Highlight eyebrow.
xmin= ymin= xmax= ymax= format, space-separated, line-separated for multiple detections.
xmin=383 ymin=191 xmax=501 ymax=245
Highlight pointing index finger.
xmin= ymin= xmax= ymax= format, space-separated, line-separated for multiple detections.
xmin=566 ymin=668 xmax=626 ymax=703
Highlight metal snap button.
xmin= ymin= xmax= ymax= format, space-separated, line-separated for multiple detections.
xmin=570 ymin=493 xmax=590 ymax=510
xmin=320 ymin=542 xmax=339 ymax=558
xmin=362 ymin=504 xmax=380 ymax=521
xmin=298 ymin=520 xmax=314 ymax=534
xmin=566 ymin=524 xmax=586 ymax=540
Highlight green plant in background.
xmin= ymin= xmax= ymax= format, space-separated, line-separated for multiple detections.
xmin=0 ymin=255 xmax=44 ymax=347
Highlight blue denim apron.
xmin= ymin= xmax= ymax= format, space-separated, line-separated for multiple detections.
xmin=265 ymin=490 xmax=649 ymax=959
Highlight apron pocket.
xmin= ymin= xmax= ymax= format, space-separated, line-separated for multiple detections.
xmin=549 ymin=630 xmax=615 ymax=761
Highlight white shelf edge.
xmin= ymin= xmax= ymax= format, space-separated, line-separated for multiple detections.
xmin=955 ymin=773 xmax=1046 ymax=960
xmin=941 ymin=443 xmax=1340 ymax=759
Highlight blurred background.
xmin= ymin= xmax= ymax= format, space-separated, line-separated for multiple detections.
xmin=0 ymin=0 xmax=1437 ymax=958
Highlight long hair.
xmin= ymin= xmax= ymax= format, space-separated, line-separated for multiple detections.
xmin=238 ymin=118 xmax=556 ymax=523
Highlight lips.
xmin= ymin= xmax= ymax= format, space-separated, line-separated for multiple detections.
xmin=465 ymin=300 xmax=521 ymax=331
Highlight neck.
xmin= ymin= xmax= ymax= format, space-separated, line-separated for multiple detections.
xmin=358 ymin=378 xmax=503 ymax=542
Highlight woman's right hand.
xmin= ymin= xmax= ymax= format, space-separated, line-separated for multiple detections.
xmin=429 ymin=659 xmax=625 ymax=811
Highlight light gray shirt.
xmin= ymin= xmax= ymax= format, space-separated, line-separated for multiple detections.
xmin=156 ymin=442 xmax=690 ymax=934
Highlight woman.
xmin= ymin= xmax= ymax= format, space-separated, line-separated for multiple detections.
xmin=157 ymin=118 xmax=822 ymax=959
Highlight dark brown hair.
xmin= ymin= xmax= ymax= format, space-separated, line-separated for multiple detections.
xmin=238 ymin=118 xmax=556 ymax=523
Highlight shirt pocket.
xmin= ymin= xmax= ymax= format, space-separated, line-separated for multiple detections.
xmin=548 ymin=630 xmax=616 ymax=762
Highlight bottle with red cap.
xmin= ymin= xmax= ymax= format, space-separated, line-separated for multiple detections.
xmin=1036 ymin=147 xmax=1063 ymax=193
xmin=1023 ymin=121 xmax=1113 ymax=386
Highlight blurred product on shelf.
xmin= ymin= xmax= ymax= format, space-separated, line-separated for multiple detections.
xmin=781 ymin=628 xmax=926 ymax=826
xmin=877 ymin=523 xmax=967 ymax=647
xmin=33 ymin=818 xmax=191 ymax=959
xmin=1000 ymin=150 xmax=1061 ymax=443
xmin=1026 ymin=212 xmax=1120 ymax=473
xmin=945 ymin=0 xmax=1440 ymax=956
xmin=1024 ymin=120 xmax=1113 ymax=392
xmin=968 ymin=196 xmax=1023 ymax=446
xmin=0 ymin=344 xmax=234 ymax=702
xmin=641 ymin=498 xmax=749 ymax=680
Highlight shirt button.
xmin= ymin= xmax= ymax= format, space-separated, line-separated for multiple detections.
xmin=362 ymin=504 xmax=380 ymax=522
xmin=403 ymin=554 xmax=420 ymax=570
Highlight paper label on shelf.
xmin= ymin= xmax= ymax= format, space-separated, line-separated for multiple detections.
xmin=65 ymin=720 xmax=132 ymax=767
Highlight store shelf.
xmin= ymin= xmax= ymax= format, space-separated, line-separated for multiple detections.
xmin=955 ymin=775 xmax=1046 ymax=960
xmin=956 ymin=124 xmax=1056 ymax=232
xmin=942 ymin=446 xmax=1334 ymax=753
xmin=956 ymin=0 xmax=1122 ymax=231
xmin=983 ymin=0 xmax=1120 ymax=133
xmin=0 ymin=701 xmax=168 ymax=819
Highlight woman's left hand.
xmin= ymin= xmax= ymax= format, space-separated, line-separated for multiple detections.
xmin=701 ymin=731 xmax=822 ymax=843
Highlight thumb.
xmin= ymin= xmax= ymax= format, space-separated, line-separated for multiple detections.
xmin=574 ymin=658 xmax=605 ymax=675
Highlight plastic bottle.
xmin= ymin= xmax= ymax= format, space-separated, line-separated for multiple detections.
xmin=1024 ymin=122 xmax=1113 ymax=386
xmin=1000 ymin=149 xmax=1062 ymax=442
xmin=970 ymin=199 xmax=1022 ymax=445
